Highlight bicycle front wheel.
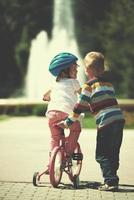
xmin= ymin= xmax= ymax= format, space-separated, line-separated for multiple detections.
xmin=49 ymin=146 xmax=63 ymax=187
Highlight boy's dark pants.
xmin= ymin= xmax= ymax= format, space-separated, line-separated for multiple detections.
xmin=96 ymin=121 xmax=124 ymax=186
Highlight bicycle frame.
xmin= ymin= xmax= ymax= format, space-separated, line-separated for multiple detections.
xmin=33 ymin=127 xmax=83 ymax=188
xmin=49 ymin=127 xmax=83 ymax=188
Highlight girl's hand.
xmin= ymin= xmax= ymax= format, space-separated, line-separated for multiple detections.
xmin=43 ymin=94 xmax=51 ymax=101
xmin=42 ymin=89 xmax=51 ymax=101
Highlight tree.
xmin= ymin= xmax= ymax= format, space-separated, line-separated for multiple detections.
xmin=0 ymin=0 xmax=53 ymax=97
xmin=100 ymin=0 xmax=134 ymax=98
xmin=0 ymin=0 xmax=134 ymax=98
xmin=73 ymin=0 xmax=111 ymax=56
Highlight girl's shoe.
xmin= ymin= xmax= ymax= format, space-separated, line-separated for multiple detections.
xmin=98 ymin=184 xmax=118 ymax=191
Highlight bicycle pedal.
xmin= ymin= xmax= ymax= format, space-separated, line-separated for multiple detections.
xmin=72 ymin=153 xmax=83 ymax=160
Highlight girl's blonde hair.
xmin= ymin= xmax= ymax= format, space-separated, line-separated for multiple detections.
xmin=84 ymin=51 xmax=104 ymax=76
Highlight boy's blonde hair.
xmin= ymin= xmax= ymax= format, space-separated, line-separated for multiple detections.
xmin=84 ymin=51 xmax=104 ymax=76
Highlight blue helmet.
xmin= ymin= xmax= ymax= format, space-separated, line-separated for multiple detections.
xmin=49 ymin=52 xmax=78 ymax=76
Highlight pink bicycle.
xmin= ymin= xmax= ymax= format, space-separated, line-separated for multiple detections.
xmin=33 ymin=128 xmax=83 ymax=188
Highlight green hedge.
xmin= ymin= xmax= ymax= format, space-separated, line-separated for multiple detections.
xmin=0 ymin=104 xmax=134 ymax=129
xmin=0 ymin=104 xmax=48 ymax=116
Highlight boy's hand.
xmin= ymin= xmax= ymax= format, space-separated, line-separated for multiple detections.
xmin=56 ymin=121 xmax=68 ymax=129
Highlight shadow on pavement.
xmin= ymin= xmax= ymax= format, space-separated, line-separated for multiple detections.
xmin=37 ymin=181 xmax=134 ymax=192
xmin=118 ymin=184 xmax=134 ymax=192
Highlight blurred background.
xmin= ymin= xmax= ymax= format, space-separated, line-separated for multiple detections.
xmin=0 ymin=0 xmax=134 ymax=126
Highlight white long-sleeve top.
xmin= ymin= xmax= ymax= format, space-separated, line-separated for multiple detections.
xmin=46 ymin=78 xmax=81 ymax=115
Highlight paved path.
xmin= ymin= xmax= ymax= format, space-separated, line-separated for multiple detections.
xmin=0 ymin=116 xmax=134 ymax=200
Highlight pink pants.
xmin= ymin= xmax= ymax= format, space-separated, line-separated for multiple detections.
xmin=47 ymin=110 xmax=81 ymax=155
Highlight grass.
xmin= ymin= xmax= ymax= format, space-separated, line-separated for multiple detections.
xmin=0 ymin=115 xmax=9 ymax=121
xmin=83 ymin=117 xmax=134 ymax=129
xmin=82 ymin=112 xmax=134 ymax=129
xmin=82 ymin=114 xmax=96 ymax=129
xmin=0 ymin=111 xmax=134 ymax=129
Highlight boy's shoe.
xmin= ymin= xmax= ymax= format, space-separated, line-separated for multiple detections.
xmin=98 ymin=184 xmax=118 ymax=192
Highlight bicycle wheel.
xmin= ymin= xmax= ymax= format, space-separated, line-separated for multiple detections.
xmin=49 ymin=146 xmax=63 ymax=187
xmin=33 ymin=172 xmax=40 ymax=186
xmin=68 ymin=143 xmax=83 ymax=182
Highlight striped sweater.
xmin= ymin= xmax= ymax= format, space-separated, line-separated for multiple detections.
xmin=65 ymin=77 xmax=125 ymax=129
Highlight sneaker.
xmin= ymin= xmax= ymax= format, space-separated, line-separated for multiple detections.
xmin=98 ymin=184 xmax=118 ymax=192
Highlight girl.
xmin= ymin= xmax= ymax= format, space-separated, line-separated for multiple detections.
xmin=43 ymin=52 xmax=82 ymax=174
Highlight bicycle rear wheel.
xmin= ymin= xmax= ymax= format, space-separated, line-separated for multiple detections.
xmin=68 ymin=143 xmax=83 ymax=182
xmin=49 ymin=146 xmax=63 ymax=187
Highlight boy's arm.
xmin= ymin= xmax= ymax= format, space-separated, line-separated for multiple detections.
xmin=77 ymin=88 xmax=82 ymax=94
xmin=43 ymin=89 xmax=51 ymax=101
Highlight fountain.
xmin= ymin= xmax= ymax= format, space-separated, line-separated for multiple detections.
xmin=25 ymin=0 xmax=85 ymax=100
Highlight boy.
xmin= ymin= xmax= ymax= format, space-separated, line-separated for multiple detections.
xmin=58 ymin=51 xmax=125 ymax=191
